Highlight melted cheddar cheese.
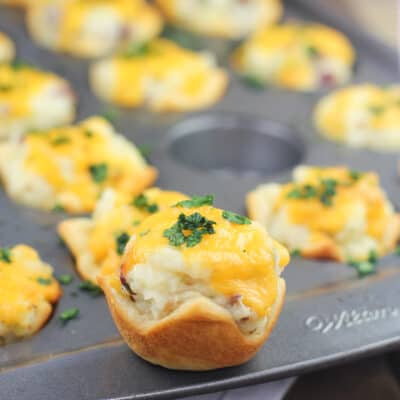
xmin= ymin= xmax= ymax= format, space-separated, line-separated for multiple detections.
xmin=315 ymin=84 xmax=400 ymax=150
xmin=0 ymin=117 xmax=157 ymax=213
xmin=29 ymin=0 xmax=162 ymax=58
xmin=90 ymin=38 xmax=228 ymax=111
xmin=156 ymin=0 xmax=282 ymax=38
xmin=0 ymin=245 xmax=61 ymax=340
xmin=247 ymin=166 xmax=400 ymax=262
xmin=121 ymin=205 xmax=289 ymax=317
xmin=231 ymin=23 xmax=355 ymax=91
xmin=0 ymin=64 xmax=66 ymax=119
xmin=0 ymin=32 xmax=15 ymax=63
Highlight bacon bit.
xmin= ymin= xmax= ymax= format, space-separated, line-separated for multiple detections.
xmin=120 ymin=270 xmax=136 ymax=301
xmin=228 ymin=294 xmax=242 ymax=305
xmin=240 ymin=317 xmax=249 ymax=322
xmin=119 ymin=25 xmax=131 ymax=41
xmin=320 ymin=72 xmax=335 ymax=87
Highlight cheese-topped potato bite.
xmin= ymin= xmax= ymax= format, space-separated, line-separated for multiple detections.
xmin=0 ymin=63 xmax=76 ymax=139
xmin=0 ymin=245 xmax=61 ymax=345
xmin=231 ymin=23 xmax=355 ymax=91
xmin=99 ymin=195 xmax=290 ymax=370
xmin=58 ymin=188 xmax=188 ymax=284
xmin=247 ymin=166 xmax=400 ymax=263
xmin=315 ymin=84 xmax=400 ymax=151
xmin=0 ymin=116 xmax=157 ymax=213
xmin=27 ymin=0 xmax=162 ymax=58
xmin=0 ymin=32 xmax=15 ymax=63
xmin=155 ymin=0 xmax=282 ymax=39
xmin=90 ymin=38 xmax=228 ymax=111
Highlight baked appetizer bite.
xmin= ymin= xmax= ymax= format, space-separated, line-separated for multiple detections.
xmin=90 ymin=38 xmax=228 ymax=111
xmin=58 ymin=188 xmax=188 ymax=284
xmin=0 ymin=0 xmax=29 ymax=7
xmin=0 ymin=63 xmax=76 ymax=139
xmin=315 ymin=84 xmax=400 ymax=151
xmin=231 ymin=23 xmax=355 ymax=91
xmin=0 ymin=32 xmax=15 ymax=63
xmin=247 ymin=166 xmax=400 ymax=263
xmin=0 ymin=116 xmax=157 ymax=213
xmin=26 ymin=0 xmax=162 ymax=58
xmin=0 ymin=245 xmax=61 ymax=345
xmin=99 ymin=195 xmax=290 ymax=370
xmin=155 ymin=0 xmax=282 ymax=39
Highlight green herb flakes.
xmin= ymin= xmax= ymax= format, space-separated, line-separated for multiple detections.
xmin=51 ymin=136 xmax=70 ymax=146
xmin=60 ymin=307 xmax=79 ymax=324
xmin=349 ymin=169 xmax=362 ymax=181
xmin=79 ymin=280 xmax=102 ymax=297
xmin=137 ymin=144 xmax=151 ymax=159
xmin=222 ymin=210 xmax=251 ymax=225
xmin=305 ymin=45 xmax=319 ymax=58
xmin=52 ymin=204 xmax=65 ymax=213
xmin=84 ymin=130 xmax=94 ymax=138
xmin=89 ymin=163 xmax=108 ymax=183
xmin=116 ymin=232 xmax=130 ymax=255
xmin=139 ymin=230 xmax=150 ymax=237
xmin=58 ymin=274 xmax=73 ymax=285
xmin=174 ymin=194 xmax=214 ymax=208
xmin=290 ymin=249 xmax=301 ymax=257
xmin=241 ymin=75 xmax=265 ymax=90
xmin=101 ymin=108 xmax=120 ymax=124
xmin=123 ymin=42 xmax=151 ymax=58
xmin=0 ymin=248 xmax=12 ymax=263
xmin=163 ymin=212 xmax=216 ymax=248
xmin=37 ymin=277 xmax=52 ymax=285
xmin=132 ymin=194 xmax=159 ymax=213
xmin=368 ymin=105 xmax=385 ymax=116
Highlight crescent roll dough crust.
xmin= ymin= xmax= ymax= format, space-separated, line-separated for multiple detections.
xmin=247 ymin=166 xmax=400 ymax=262
xmin=99 ymin=203 xmax=289 ymax=370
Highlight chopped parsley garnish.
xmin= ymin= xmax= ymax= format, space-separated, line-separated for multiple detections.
xmin=37 ymin=277 xmax=52 ymax=285
xmin=51 ymin=136 xmax=70 ymax=146
xmin=287 ymin=184 xmax=318 ymax=200
xmin=222 ymin=210 xmax=251 ymax=225
xmin=290 ymin=249 xmax=301 ymax=257
xmin=0 ymin=248 xmax=12 ymax=263
xmin=116 ymin=232 xmax=130 ymax=255
xmin=58 ymin=274 xmax=73 ymax=285
xmin=132 ymin=194 xmax=159 ymax=213
xmin=79 ymin=280 xmax=102 ymax=297
xmin=123 ymin=42 xmax=151 ymax=58
xmin=101 ymin=107 xmax=120 ymax=124
xmin=137 ymin=144 xmax=151 ymax=159
xmin=89 ymin=163 xmax=108 ymax=183
xmin=132 ymin=219 xmax=141 ymax=227
xmin=174 ymin=194 xmax=214 ymax=208
xmin=163 ymin=212 xmax=216 ymax=248
xmin=305 ymin=45 xmax=319 ymax=58
xmin=241 ymin=75 xmax=265 ymax=90
xmin=348 ymin=250 xmax=378 ymax=278
xmin=11 ymin=60 xmax=34 ymax=70
xmin=161 ymin=26 xmax=201 ymax=50
xmin=287 ymin=179 xmax=338 ymax=207
xmin=349 ymin=169 xmax=362 ymax=181
xmin=52 ymin=204 xmax=65 ymax=213
xmin=60 ymin=307 xmax=79 ymax=324
xmin=139 ymin=230 xmax=150 ymax=237
xmin=84 ymin=130 xmax=94 ymax=138
xmin=368 ymin=105 xmax=385 ymax=115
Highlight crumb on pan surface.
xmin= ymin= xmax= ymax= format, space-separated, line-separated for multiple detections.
xmin=0 ymin=63 xmax=76 ymax=138
xmin=155 ymin=0 xmax=282 ymax=38
xmin=0 ymin=116 xmax=157 ymax=213
xmin=231 ymin=23 xmax=355 ymax=91
xmin=315 ymin=84 xmax=400 ymax=150
xmin=0 ymin=31 xmax=15 ymax=63
xmin=58 ymin=187 xmax=189 ymax=284
xmin=0 ymin=245 xmax=61 ymax=345
xmin=90 ymin=38 xmax=228 ymax=111
xmin=99 ymin=200 xmax=289 ymax=370
xmin=26 ymin=0 xmax=162 ymax=58
xmin=247 ymin=166 xmax=400 ymax=262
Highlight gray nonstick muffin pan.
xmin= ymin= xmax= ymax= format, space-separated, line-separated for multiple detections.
xmin=1 ymin=0 xmax=400 ymax=399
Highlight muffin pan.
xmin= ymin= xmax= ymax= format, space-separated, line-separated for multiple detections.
xmin=1 ymin=0 xmax=400 ymax=399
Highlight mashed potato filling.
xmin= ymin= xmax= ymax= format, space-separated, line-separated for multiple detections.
xmin=0 ymin=245 xmax=61 ymax=344
xmin=120 ymin=205 xmax=289 ymax=335
xmin=0 ymin=32 xmax=15 ymax=63
xmin=315 ymin=84 xmax=400 ymax=150
xmin=231 ymin=23 xmax=355 ymax=91
xmin=247 ymin=166 xmax=400 ymax=262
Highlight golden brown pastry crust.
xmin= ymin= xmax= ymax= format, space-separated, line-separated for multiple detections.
xmin=99 ymin=271 xmax=285 ymax=371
